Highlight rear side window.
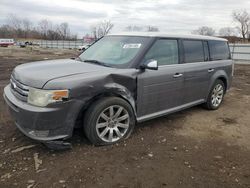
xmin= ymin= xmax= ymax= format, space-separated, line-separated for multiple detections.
xmin=183 ymin=40 xmax=204 ymax=63
xmin=144 ymin=39 xmax=179 ymax=66
xmin=208 ymin=41 xmax=230 ymax=60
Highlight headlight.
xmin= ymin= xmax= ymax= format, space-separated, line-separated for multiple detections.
xmin=28 ymin=88 xmax=69 ymax=107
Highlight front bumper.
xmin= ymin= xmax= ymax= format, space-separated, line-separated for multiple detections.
xmin=3 ymin=84 xmax=82 ymax=142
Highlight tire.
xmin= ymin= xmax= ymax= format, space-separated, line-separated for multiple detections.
xmin=83 ymin=97 xmax=135 ymax=145
xmin=204 ymin=79 xmax=225 ymax=110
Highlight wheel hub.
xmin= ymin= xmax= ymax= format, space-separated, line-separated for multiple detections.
xmin=108 ymin=119 xmax=116 ymax=128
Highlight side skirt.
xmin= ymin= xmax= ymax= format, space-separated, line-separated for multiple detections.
xmin=136 ymin=99 xmax=205 ymax=123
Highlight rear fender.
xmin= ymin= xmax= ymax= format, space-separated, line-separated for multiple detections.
xmin=206 ymin=70 xmax=229 ymax=100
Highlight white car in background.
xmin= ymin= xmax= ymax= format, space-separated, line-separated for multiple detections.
xmin=78 ymin=44 xmax=91 ymax=51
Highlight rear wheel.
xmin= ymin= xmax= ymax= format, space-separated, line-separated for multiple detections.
xmin=84 ymin=97 xmax=135 ymax=145
xmin=204 ymin=80 xmax=225 ymax=110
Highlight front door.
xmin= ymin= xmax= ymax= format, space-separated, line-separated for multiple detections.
xmin=136 ymin=39 xmax=185 ymax=120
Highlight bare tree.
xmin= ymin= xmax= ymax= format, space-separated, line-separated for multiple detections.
xmin=99 ymin=20 xmax=114 ymax=36
xmin=22 ymin=18 xmax=33 ymax=38
xmin=232 ymin=10 xmax=250 ymax=41
xmin=0 ymin=24 xmax=12 ymax=38
xmin=38 ymin=19 xmax=52 ymax=39
xmin=7 ymin=14 xmax=21 ymax=30
xmin=22 ymin=19 xmax=32 ymax=30
xmin=219 ymin=27 xmax=238 ymax=36
xmin=192 ymin=26 xmax=215 ymax=36
xmin=58 ymin=22 xmax=70 ymax=39
xmin=91 ymin=20 xmax=114 ymax=39
xmin=6 ymin=14 xmax=22 ymax=37
xmin=90 ymin=26 xmax=98 ymax=39
xmin=124 ymin=25 xmax=159 ymax=32
xmin=125 ymin=25 xmax=144 ymax=32
xmin=146 ymin=26 xmax=159 ymax=32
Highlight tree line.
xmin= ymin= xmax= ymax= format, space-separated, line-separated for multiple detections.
xmin=0 ymin=14 xmax=77 ymax=40
xmin=192 ymin=10 xmax=250 ymax=41
xmin=90 ymin=10 xmax=250 ymax=42
xmin=88 ymin=20 xmax=159 ymax=40
xmin=1 ymin=10 xmax=250 ymax=41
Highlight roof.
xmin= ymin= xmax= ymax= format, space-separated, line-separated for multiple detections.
xmin=108 ymin=32 xmax=227 ymax=41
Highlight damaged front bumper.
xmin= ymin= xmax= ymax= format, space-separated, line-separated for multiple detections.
xmin=3 ymin=84 xmax=81 ymax=143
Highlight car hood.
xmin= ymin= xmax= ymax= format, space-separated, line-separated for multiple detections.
xmin=12 ymin=59 xmax=113 ymax=88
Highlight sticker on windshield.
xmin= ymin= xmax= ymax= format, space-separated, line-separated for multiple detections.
xmin=123 ymin=43 xmax=141 ymax=49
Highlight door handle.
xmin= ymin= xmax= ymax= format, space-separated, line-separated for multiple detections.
xmin=173 ymin=73 xmax=183 ymax=78
xmin=208 ymin=68 xmax=215 ymax=73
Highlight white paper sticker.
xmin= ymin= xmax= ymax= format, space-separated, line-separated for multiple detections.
xmin=123 ymin=43 xmax=141 ymax=49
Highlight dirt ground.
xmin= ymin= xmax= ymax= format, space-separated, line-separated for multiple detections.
xmin=0 ymin=47 xmax=249 ymax=188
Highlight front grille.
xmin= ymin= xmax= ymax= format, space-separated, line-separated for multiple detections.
xmin=10 ymin=75 xmax=29 ymax=101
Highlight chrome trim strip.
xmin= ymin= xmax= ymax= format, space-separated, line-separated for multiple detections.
xmin=10 ymin=75 xmax=29 ymax=91
xmin=10 ymin=75 xmax=30 ymax=101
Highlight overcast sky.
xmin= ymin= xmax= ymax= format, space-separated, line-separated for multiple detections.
xmin=0 ymin=0 xmax=250 ymax=38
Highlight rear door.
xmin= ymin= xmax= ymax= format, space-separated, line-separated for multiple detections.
xmin=137 ymin=39 xmax=185 ymax=119
xmin=181 ymin=40 xmax=211 ymax=104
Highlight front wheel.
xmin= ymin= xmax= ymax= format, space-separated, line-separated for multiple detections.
xmin=83 ymin=97 xmax=135 ymax=145
xmin=204 ymin=80 xmax=225 ymax=110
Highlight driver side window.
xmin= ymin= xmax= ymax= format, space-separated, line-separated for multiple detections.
xmin=144 ymin=39 xmax=179 ymax=66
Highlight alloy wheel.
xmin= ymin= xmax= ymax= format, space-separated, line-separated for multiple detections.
xmin=211 ymin=84 xmax=224 ymax=107
xmin=96 ymin=105 xmax=130 ymax=143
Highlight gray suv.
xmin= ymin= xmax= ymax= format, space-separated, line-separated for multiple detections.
xmin=3 ymin=33 xmax=233 ymax=146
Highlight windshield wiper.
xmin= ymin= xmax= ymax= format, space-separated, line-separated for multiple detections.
xmin=83 ymin=59 xmax=111 ymax=67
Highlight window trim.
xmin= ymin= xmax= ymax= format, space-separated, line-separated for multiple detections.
xmin=181 ymin=39 xmax=205 ymax=64
xmin=227 ymin=42 xmax=232 ymax=60
xmin=135 ymin=37 xmax=231 ymax=69
xmin=203 ymin=41 xmax=210 ymax=62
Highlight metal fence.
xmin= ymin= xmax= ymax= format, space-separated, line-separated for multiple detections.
xmin=229 ymin=44 xmax=250 ymax=61
xmin=33 ymin=40 xmax=87 ymax=49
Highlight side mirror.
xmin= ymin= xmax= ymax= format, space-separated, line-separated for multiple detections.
xmin=140 ymin=59 xmax=158 ymax=70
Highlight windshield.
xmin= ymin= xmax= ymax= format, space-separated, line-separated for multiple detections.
xmin=79 ymin=36 xmax=150 ymax=68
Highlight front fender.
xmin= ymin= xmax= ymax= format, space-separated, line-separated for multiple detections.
xmin=44 ymin=69 xmax=138 ymax=119
xmin=102 ymin=83 xmax=137 ymax=116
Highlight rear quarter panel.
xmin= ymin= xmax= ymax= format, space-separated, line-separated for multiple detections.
xmin=207 ymin=59 xmax=233 ymax=96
